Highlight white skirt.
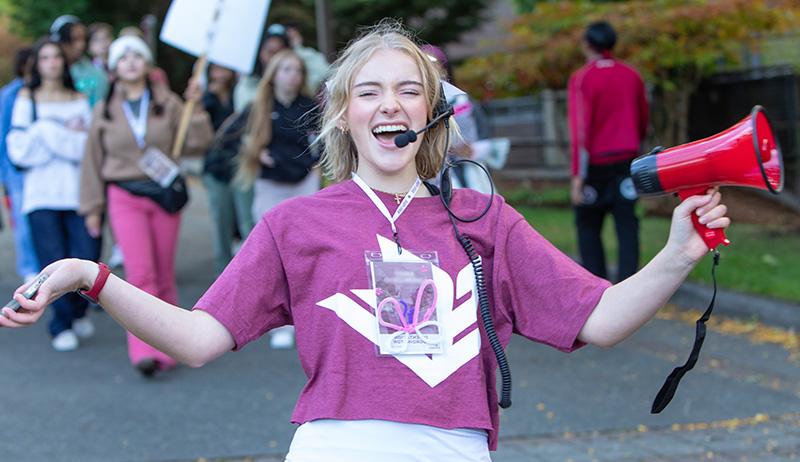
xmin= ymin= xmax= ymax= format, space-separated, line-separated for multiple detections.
xmin=285 ymin=419 xmax=491 ymax=462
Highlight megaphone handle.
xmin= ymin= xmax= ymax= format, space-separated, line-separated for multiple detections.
xmin=677 ymin=188 xmax=731 ymax=251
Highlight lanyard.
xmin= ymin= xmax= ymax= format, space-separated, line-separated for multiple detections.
xmin=352 ymin=172 xmax=422 ymax=254
xmin=121 ymin=89 xmax=150 ymax=149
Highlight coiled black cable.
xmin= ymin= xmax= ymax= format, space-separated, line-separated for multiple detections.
xmin=450 ymin=214 xmax=512 ymax=408
xmin=437 ymin=155 xmax=512 ymax=409
xmin=427 ymin=103 xmax=511 ymax=408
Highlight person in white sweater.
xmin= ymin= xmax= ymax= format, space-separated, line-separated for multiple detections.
xmin=6 ymin=37 xmax=98 ymax=352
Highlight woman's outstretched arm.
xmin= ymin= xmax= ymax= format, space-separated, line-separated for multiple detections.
xmin=1 ymin=259 xmax=235 ymax=367
xmin=578 ymin=188 xmax=730 ymax=347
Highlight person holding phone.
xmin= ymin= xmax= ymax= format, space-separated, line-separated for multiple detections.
xmin=3 ymin=23 xmax=731 ymax=461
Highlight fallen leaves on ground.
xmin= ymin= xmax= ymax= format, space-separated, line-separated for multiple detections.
xmin=656 ymin=305 xmax=799 ymax=361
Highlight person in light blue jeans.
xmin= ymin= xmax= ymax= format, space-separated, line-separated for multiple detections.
xmin=0 ymin=46 xmax=40 ymax=282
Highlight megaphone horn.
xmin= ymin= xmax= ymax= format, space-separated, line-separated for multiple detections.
xmin=631 ymin=105 xmax=784 ymax=251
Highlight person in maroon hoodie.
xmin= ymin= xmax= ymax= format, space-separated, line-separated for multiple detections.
xmin=567 ymin=20 xmax=649 ymax=282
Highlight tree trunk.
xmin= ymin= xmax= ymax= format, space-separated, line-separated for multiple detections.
xmin=650 ymin=86 xmax=693 ymax=149
xmin=641 ymin=85 xmax=694 ymax=217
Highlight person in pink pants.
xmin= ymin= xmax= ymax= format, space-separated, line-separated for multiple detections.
xmin=77 ymin=36 xmax=212 ymax=377
xmin=107 ymin=184 xmax=180 ymax=371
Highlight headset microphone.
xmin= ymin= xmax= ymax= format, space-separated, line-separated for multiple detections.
xmin=394 ymin=130 xmax=417 ymax=148
xmin=393 ymin=106 xmax=454 ymax=148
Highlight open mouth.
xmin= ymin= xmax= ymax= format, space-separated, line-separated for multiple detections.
xmin=372 ymin=124 xmax=409 ymax=145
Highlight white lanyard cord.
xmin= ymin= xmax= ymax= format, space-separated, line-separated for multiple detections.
xmin=352 ymin=172 xmax=422 ymax=254
xmin=121 ymin=89 xmax=150 ymax=149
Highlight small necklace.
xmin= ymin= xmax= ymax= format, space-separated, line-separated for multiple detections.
xmin=392 ymin=192 xmax=407 ymax=204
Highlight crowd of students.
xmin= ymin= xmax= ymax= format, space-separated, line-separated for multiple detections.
xmin=0 ymin=15 xmax=330 ymax=368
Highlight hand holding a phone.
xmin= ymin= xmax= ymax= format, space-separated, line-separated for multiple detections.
xmin=0 ymin=259 xmax=95 ymax=328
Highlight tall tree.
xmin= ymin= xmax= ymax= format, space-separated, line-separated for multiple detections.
xmin=0 ymin=0 xmax=166 ymax=38
xmin=511 ymin=0 xmax=628 ymax=14
xmin=269 ymin=0 xmax=493 ymax=54
xmin=320 ymin=0 xmax=492 ymax=47
xmin=0 ymin=0 xmax=90 ymax=38
xmin=1 ymin=0 xmax=492 ymax=87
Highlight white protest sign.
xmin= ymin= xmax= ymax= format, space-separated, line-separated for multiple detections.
xmin=159 ymin=0 xmax=271 ymax=75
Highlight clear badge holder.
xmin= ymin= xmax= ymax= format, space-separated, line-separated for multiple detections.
xmin=138 ymin=146 xmax=180 ymax=188
xmin=365 ymin=250 xmax=445 ymax=356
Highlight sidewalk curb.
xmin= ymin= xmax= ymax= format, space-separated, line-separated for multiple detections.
xmin=670 ymin=281 xmax=800 ymax=328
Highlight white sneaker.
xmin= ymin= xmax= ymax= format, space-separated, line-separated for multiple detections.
xmin=72 ymin=317 xmax=95 ymax=339
xmin=108 ymin=245 xmax=124 ymax=268
xmin=51 ymin=330 xmax=79 ymax=352
xmin=270 ymin=326 xmax=295 ymax=349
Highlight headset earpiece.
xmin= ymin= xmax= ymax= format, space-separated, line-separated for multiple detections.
xmin=440 ymin=164 xmax=453 ymax=207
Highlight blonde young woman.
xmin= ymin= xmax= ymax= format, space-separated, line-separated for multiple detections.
xmin=4 ymin=24 xmax=731 ymax=461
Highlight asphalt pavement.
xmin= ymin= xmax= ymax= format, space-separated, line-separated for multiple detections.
xmin=1 ymin=180 xmax=798 ymax=462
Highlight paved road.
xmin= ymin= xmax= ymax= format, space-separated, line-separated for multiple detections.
xmin=1 ymin=182 xmax=798 ymax=462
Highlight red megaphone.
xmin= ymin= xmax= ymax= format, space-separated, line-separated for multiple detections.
xmin=631 ymin=105 xmax=784 ymax=251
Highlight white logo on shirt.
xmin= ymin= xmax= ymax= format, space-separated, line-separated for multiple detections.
xmin=619 ymin=177 xmax=638 ymax=200
xmin=316 ymin=235 xmax=481 ymax=387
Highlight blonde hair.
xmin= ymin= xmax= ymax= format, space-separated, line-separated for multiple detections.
xmin=317 ymin=21 xmax=451 ymax=183
xmin=236 ymin=50 xmax=308 ymax=186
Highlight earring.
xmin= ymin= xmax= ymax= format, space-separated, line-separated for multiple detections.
xmin=337 ymin=120 xmax=349 ymax=134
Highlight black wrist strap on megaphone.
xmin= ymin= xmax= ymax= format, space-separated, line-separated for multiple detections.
xmin=651 ymin=250 xmax=720 ymax=414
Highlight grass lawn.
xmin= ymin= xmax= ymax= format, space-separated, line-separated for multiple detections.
xmin=516 ymin=205 xmax=800 ymax=304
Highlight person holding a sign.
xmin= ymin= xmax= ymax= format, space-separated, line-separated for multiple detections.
xmin=78 ymin=35 xmax=213 ymax=377
xmin=5 ymin=38 xmax=98 ymax=352
xmin=3 ymin=23 xmax=731 ymax=460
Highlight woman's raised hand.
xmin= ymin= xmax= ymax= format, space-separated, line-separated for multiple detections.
xmin=259 ymin=148 xmax=275 ymax=167
xmin=664 ymin=187 xmax=731 ymax=267
xmin=85 ymin=213 xmax=102 ymax=238
xmin=183 ymin=77 xmax=203 ymax=104
xmin=0 ymin=259 xmax=95 ymax=328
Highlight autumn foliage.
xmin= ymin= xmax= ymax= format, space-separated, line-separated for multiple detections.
xmin=456 ymin=0 xmax=800 ymax=145
xmin=0 ymin=18 xmax=26 ymax=83
xmin=457 ymin=0 xmax=800 ymax=99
